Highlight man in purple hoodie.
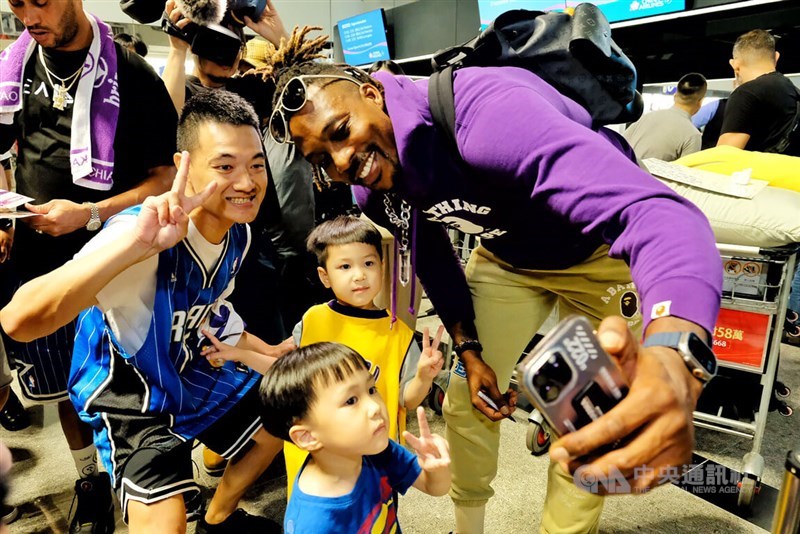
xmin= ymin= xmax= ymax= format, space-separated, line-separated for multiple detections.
xmin=268 ymin=60 xmax=722 ymax=533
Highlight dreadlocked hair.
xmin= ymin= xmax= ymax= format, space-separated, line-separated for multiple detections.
xmin=272 ymin=61 xmax=382 ymax=191
xmin=252 ymin=25 xmax=329 ymax=82
xmin=266 ymin=28 xmax=386 ymax=190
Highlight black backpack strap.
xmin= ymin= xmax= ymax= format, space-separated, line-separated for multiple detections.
xmin=428 ymin=66 xmax=465 ymax=167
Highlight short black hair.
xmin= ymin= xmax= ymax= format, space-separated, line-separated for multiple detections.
xmin=306 ymin=216 xmax=383 ymax=267
xmin=367 ymin=60 xmax=405 ymax=76
xmin=114 ymin=32 xmax=148 ymax=57
xmin=259 ymin=342 xmax=370 ymax=442
xmin=675 ymin=72 xmax=707 ymax=105
xmin=177 ymin=91 xmax=260 ymax=153
xmin=733 ymin=29 xmax=777 ymax=64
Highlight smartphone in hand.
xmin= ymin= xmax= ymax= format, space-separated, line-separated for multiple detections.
xmin=516 ymin=315 xmax=628 ymax=438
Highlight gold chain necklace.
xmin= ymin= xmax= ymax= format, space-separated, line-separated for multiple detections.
xmin=38 ymin=46 xmax=84 ymax=111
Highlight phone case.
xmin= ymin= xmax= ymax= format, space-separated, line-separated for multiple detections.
xmin=516 ymin=315 xmax=628 ymax=437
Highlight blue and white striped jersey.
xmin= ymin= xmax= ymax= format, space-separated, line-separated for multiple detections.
xmin=70 ymin=206 xmax=258 ymax=441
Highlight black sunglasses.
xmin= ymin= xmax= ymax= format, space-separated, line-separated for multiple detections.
xmin=269 ymin=69 xmax=370 ymax=144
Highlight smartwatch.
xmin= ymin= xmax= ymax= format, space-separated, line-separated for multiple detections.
xmin=83 ymin=202 xmax=101 ymax=231
xmin=643 ymin=332 xmax=717 ymax=384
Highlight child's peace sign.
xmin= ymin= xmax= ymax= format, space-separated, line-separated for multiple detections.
xmin=417 ymin=325 xmax=445 ymax=381
xmin=403 ymin=406 xmax=451 ymax=474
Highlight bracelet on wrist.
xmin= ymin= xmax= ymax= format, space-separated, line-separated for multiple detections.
xmin=453 ymin=339 xmax=483 ymax=357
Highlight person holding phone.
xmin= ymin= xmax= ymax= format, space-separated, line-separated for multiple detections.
xmin=262 ymin=41 xmax=722 ymax=534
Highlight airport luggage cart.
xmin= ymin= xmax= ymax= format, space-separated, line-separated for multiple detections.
xmin=443 ymin=230 xmax=797 ymax=509
xmin=694 ymin=242 xmax=800 ymax=509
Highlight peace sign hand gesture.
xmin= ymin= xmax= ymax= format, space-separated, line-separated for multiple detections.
xmin=403 ymin=407 xmax=450 ymax=474
xmin=134 ymin=152 xmax=216 ymax=256
xmin=417 ymin=325 xmax=446 ymax=381
xmin=403 ymin=407 xmax=451 ymax=496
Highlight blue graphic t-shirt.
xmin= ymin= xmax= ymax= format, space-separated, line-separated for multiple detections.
xmin=284 ymin=440 xmax=422 ymax=534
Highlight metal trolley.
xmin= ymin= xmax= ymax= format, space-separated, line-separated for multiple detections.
xmin=694 ymin=243 xmax=799 ymax=509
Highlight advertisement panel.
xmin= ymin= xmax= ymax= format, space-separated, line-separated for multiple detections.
xmin=712 ymin=308 xmax=771 ymax=371
xmin=338 ymin=9 xmax=390 ymax=66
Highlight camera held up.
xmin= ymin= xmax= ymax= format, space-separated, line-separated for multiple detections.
xmin=158 ymin=0 xmax=267 ymax=66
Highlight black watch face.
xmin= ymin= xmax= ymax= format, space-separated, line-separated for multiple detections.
xmin=687 ymin=334 xmax=717 ymax=374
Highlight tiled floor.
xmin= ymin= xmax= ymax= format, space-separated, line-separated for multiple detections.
xmin=4 ymin=315 xmax=799 ymax=533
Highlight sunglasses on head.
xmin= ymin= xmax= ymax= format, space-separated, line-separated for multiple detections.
xmin=268 ymin=68 xmax=371 ymax=145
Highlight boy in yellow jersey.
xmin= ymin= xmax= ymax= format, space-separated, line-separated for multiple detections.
xmin=287 ymin=215 xmax=444 ymax=496
xmin=201 ymin=215 xmax=445 ymax=497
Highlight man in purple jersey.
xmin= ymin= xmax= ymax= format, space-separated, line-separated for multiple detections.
xmin=266 ymin=59 xmax=722 ymax=534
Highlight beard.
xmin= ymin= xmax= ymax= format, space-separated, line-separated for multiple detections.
xmin=52 ymin=0 xmax=79 ymax=49
xmin=197 ymin=57 xmax=239 ymax=87
xmin=350 ymin=144 xmax=401 ymax=191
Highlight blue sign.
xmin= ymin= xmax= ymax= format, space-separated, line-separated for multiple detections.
xmin=566 ymin=0 xmax=685 ymax=23
xmin=479 ymin=0 xmax=685 ymax=29
xmin=478 ymin=0 xmax=567 ymax=30
xmin=337 ymin=9 xmax=390 ymax=66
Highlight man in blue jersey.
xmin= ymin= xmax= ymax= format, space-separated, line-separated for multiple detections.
xmin=0 ymin=91 xmax=292 ymax=533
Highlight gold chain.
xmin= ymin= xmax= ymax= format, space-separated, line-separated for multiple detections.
xmin=38 ymin=46 xmax=84 ymax=110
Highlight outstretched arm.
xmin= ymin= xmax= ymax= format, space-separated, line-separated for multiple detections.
xmin=0 ymin=152 xmax=214 ymax=342
xmin=550 ymin=315 xmax=708 ymax=494
xmin=22 ymin=165 xmax=176 ymax=237
xmin=244 ymin=0 xmax=289 ymax=46
xmin=201 ymin=330 xmax=296 ymax=374
xmin=161 ymin=0 xmax=192 ymax=113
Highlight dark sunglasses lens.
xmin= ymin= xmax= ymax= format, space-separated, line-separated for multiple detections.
xmin=282 ymin=78 xmax=307 ymax=111
xmin=270 ymin=111 xmax=287 ymax=143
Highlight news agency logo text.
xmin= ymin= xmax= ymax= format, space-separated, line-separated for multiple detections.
xmin=573 ymin=463 xmax=742 ymax=494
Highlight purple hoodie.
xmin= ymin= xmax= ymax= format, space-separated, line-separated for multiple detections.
xmin=355 ymin=67 xmax=721 ymax=335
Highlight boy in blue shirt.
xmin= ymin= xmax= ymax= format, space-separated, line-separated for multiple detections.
xmin=259 ymin=342 xmax=451 ymax=533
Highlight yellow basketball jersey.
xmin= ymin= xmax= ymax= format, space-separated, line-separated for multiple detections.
xmin=284 ymin=302 xmax=416 ymax=499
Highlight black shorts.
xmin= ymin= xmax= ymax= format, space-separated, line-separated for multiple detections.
xmin=108 ymin=381 xmax=264 ymax=520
